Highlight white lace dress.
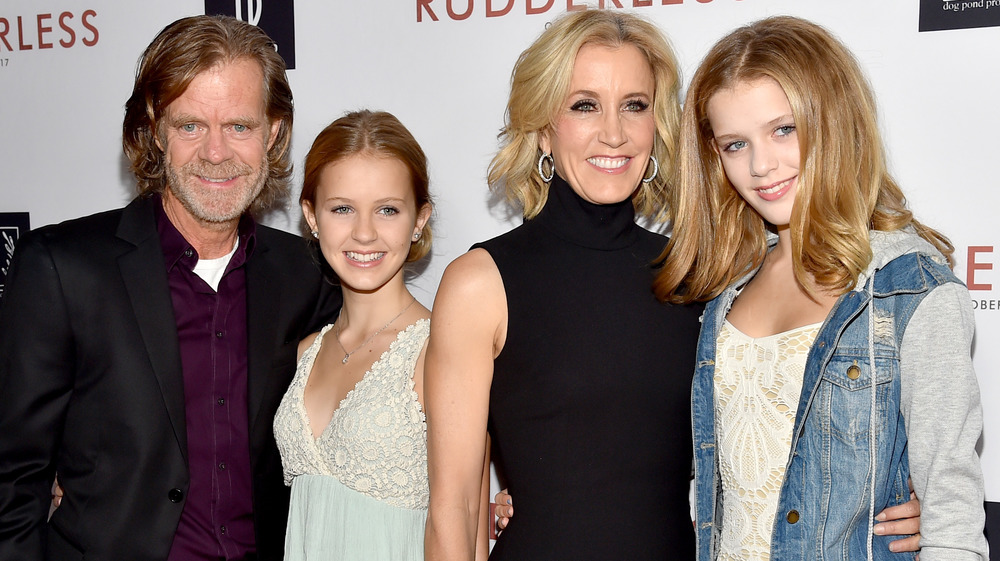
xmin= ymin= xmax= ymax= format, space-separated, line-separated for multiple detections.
xmin=713 ymin=320 xmax=820 ymax=561
xmin=273 ymin=319 xmax=429 ymax=561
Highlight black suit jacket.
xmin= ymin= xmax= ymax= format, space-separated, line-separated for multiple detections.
xmin=0 ymin=196 xmax=341 ymax=560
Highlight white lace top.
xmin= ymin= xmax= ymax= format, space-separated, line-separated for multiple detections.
xmin=713 ymin=320 xmax=820 ymax=561
xmin=273 ymin=319 xmax=430 ymax=510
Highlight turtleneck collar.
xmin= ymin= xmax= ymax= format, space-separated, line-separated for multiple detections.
xmin=532 ymin=173 xmax=640 ymax=250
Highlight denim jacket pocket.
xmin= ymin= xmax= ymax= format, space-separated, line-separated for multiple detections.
xmin=820 ymin=352 xmax=898 ymax=443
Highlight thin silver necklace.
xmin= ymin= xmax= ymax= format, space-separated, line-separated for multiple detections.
xmin=334 ymin=296 xmax=416 ymax=364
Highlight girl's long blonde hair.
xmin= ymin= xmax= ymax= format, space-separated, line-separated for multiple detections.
xmin=655 ymin=16 xmax=953 ymax=304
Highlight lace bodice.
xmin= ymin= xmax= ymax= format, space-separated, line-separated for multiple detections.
xmin=274 ymin=319 xmax=429 ymax=510
xmin=713 ymin=320 xmax=819 ymax=561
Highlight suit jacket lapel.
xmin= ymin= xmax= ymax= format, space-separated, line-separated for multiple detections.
xmin=116 ymin=197 xmax=188 ymax=458
xmin=245 ymin=235 xmax=280 ymax=437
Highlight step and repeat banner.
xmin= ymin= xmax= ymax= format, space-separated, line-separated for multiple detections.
xmin=1 ymin=0 xmax=997 ymax=549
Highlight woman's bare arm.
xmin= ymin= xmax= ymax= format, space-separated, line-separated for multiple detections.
xmin=425 ymin=250 xmax=506 ymax=561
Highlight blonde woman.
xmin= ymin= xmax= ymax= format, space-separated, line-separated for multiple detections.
xmin=425 ymin=10 xmax=702 ymax=560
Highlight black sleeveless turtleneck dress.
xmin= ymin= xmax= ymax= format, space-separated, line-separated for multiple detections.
xmin=474 ymin=175 xmax=701 ymax=560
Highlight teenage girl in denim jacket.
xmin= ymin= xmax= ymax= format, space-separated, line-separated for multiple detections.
xmin=654 ymin=16 xmax=987 ymax=561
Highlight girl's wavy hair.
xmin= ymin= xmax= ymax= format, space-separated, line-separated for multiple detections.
xmin=300 ymin=110 xmax=433 ymax=263
xmin=122 ymin=15 xmax=294 ymax=214
xmin=655 ymin=15 xmax=953 ymax=304
xmin=488 ymin=8 xmax=681 ymax=221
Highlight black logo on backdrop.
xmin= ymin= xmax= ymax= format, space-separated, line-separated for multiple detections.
xmin=0 ymin=213 xmax=30 ymax=300
xmin=920 ymin=0 xmax=1000 ymax=32
xmin=204 ymin=0 xmax=296 ymax=69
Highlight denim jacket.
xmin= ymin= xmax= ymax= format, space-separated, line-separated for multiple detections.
xmin=692 ymin=231 xmax=986 ymax=561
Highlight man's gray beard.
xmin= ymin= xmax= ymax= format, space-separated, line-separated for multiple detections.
xmin=164 ymin=156 xmax=269 ymax=224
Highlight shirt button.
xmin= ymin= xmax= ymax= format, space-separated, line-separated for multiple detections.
xmin=216 ymin=331 xmax=224 ymax=338
xmin=217 ymin=397 xmax=225 ymax=406
xmin=220 ymin=525 xmax=227 ymax=535
xmin=168 ymin=488 xmax=184 ymax=503
xmin=183 ymin=248 xmax=193 ymax=257
xmin=847 ymin=364 xmax=862 ymax=380
xmin=786 ymin=510 xmax=800 ymax=524
xmin=219 ymin=462 xmax=226 ymax=470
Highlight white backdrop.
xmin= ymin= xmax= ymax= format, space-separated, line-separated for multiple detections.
xmin=1 ymin=0 xmax=998 ymax=520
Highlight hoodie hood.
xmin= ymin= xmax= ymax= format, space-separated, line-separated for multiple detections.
xmin=858 ymin=228 xmax=949 ymax=290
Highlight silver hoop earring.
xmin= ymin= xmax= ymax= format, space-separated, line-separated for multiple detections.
xmin=537 ymin=153 xmax=554 ymax=183
xmin=311 ymin=230 xmax=319 ymax=238
xmin=641 ymin=155 xmax=659 ymax=184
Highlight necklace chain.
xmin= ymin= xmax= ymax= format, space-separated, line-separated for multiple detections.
xmin=334 ymin=296 xmax=416 ymax=364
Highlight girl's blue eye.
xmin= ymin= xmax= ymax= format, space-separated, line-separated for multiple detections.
xmin=723 ymin=140 xmax=747 ymax=152
xmin=332 ymin=206 xmax=351 ymax=214
xmin=378 ymin=207 xmax=400 ymax=216
xmin=776 ymin=124 xmax=796 ymax=136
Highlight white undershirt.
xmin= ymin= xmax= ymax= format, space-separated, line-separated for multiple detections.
xmin=191 ymin=238 xmax=239 ymax=292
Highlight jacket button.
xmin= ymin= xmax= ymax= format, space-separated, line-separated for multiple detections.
xmin=786 ymin=510 xmax=800 ymax=524
xmin=847 ymin=364 xmax=862 ymax=380
xmin=168 ymin=488 xmax=184 ymax=503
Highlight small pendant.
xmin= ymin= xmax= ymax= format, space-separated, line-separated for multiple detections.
xmin=342 ymin=354 xmax=350 ymax=364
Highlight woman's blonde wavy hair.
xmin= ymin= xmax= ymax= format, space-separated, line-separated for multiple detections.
xmin=488 ymin=8 xmax=681 ymax=220
xmin=654 ymin=16 xmax=953 ymax=304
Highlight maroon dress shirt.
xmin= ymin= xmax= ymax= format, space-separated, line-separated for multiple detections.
xmin=156 ymin=200 xmax=257 ymax=561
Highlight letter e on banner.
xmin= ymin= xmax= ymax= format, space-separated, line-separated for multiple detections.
xmin=968 ymin=246 xmax=994 ymax=291
xmin=37 ymin=14 xmax=53 ymax=49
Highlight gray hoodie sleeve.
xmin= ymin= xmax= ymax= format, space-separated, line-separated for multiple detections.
xmin=899 ymin=281 xmax=988 ymax=560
